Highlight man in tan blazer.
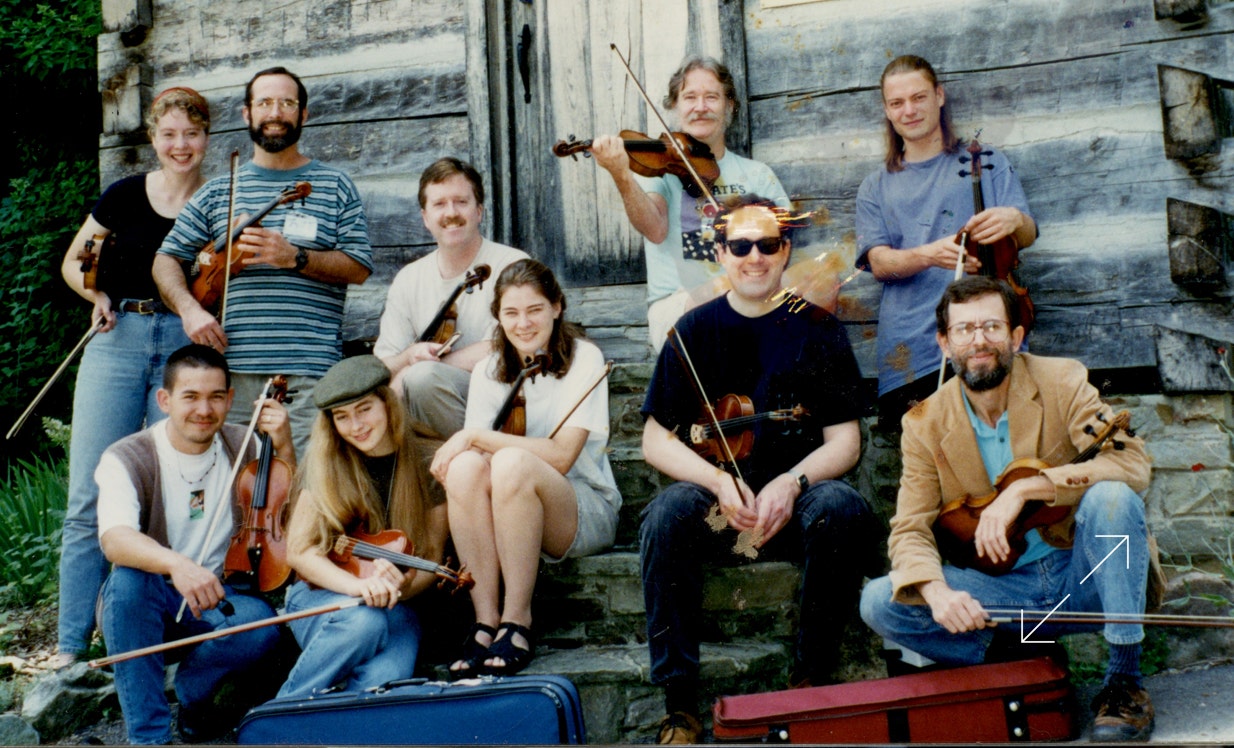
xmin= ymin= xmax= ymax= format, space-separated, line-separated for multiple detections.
xmin=860 ymin=276 xmax=1156 ymax=742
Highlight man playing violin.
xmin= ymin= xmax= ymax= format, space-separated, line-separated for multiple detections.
xmin=592 ymin=56 xmax=789 ymax=352
xmin=96 ymin=344 xmax=293 ymax=744
xmin=154 ymin=66 xmax=373 ymax=456
xmin=856 ymin=55 xmax=1036 ymax=436
xmin=640 ymin=197 xmax=880 ymax=744
xmin=374 ymin=157 xmax=528 ymax=438
xmin=860 ymin=276 xmax=1157 ymax=742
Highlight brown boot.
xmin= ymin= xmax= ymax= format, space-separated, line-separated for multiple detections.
xmin=656 ymin=711 xmax=702 ymax=744
xmin=1091 ymin=676 xmax=1154 ymax=742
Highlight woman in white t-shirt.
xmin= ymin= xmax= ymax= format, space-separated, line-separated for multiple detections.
xmin=431 ymin=259 xmax=620 ymax=677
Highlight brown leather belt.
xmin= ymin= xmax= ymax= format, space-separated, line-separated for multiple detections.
xmin=119 ymin=299 xmax=169 ymax=315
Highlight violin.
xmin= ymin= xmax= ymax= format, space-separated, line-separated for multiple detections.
xmin=77 ymin=233 xmax=108 ymax=291
xmin=553 ymin=130 xmax=720 ymax=198
xmin=933 ymin=410 xmax=1131 ymax=575
xmin=189 ymin=181 xmax=312 ymax=314
xmin=330 ymin=530 xmax=473 ymax=593
xmin=688 ymin=394 xmax=807 ymax=464
xmin=492 ymin=351 xmax=551 ymax=435
xmin=419 ymin=264 xmax=491 ymax=345
xmin=955 ymin=138 xmax=1035 ymax=332
xmin=224 ymin=376 xmax=294 ymax=593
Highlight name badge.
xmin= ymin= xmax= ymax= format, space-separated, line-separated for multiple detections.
xmin=283 ymin=212 xmax=318 ymax=243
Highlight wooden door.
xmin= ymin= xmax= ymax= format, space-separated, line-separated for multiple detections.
xmin=485 ymin=0 xmax=746 ymax=287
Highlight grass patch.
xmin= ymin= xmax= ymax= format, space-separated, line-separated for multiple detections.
xmin=0 ymin=453 xmax=67 ymax=606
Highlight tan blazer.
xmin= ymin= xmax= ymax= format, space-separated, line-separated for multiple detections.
xmin=887 ymin=353 xmax=1151 ymax=604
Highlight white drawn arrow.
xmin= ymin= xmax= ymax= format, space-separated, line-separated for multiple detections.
xmin=1020 ymin=594 xmax=1070 ymax=644
xmin=1080 ymin=535 xmax=1130 ymax=585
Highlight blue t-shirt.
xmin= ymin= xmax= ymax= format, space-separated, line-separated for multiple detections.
xmin=960 ymin=392 xmax=1056 ymax=568
xmin=158 ymin=160 xmax=373 ymax=377
xmin=637 ymin=150 xmax=788 ymax=304
xmin=855 ymin=147 xmax=1032 ymax=396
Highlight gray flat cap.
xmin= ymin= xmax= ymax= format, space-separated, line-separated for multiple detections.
xmin=313 ymin=355 xmax=391 ymax=410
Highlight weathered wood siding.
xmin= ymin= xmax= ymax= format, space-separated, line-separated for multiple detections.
xmin=745 ymin=0 xmax=1234 ymax=391
xmin=96 ymin=0 xmax=484 ymax=342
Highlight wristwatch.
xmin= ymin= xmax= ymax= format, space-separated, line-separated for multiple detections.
xmin=293 ymin=247 xmax=309 ymax=271
xmin=789 ymin=469 xmax=809 ymax=494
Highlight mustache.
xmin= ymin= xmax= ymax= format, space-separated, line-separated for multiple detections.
xmin=439 ymin=216 xmax=467 ymax=228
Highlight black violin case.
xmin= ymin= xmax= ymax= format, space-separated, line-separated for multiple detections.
xmin=236 ymin=674 xmax=585 ymax=745
xmin=713 ymin=657 xmax=1077 ymax=743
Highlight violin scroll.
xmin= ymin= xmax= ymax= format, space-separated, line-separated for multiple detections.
xmin=78 ymin=233 xmax=106 ymax=291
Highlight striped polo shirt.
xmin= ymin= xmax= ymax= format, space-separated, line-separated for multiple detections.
xmin=158 ymin=160 xmax=373 ymax=376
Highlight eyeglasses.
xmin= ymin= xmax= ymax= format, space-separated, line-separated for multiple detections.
xmin=724 ymin=236 xmax=783 ymax=257
xmin=251 ymin=97 xmax=300 ymax=112
xmin=947 ymin=319 xmax=1011 ymax=345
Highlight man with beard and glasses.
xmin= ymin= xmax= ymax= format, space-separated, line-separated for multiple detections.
xmin=155 ymin=66 xmax=372 ymax=454
xmin=860 ymin=277 xmax=1159 ymax=742
xmin=591 ymin=56 xmax=789 ymax=352
xmin=374 ymin=158 xmax=527 ymax=438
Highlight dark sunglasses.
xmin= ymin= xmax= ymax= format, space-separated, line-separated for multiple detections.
xmin=724 ymin=236 xmax=784 ymax=257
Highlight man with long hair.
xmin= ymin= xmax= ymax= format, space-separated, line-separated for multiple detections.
xmin=856 ymin=55 xmax=1036 ymax=436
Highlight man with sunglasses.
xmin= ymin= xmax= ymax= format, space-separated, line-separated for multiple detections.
xmin=155 ymin=66 xmax=373 ymax=455
xmin=639 ymin=197 xmax=880 ymax=743
xmin=860 ymin=276 xmax=1156 ymax=742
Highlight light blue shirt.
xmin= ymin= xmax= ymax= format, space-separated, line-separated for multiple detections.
xmin=961 ymin=392 xmax=1058 ymax=568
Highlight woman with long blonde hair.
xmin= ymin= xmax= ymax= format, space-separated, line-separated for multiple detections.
xmin=278 ymin=355 xmax=446 ymax=698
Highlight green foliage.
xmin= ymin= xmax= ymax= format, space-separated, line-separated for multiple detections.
xmin=0 ymin=1 xmax=100 ymax=82
xmin=0 ymin=455 xmax=68 ymax=606
xmin=0 ymin=0 xmax=101 ymax=456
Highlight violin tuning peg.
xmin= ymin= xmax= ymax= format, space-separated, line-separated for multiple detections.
xmin=959 ymin=155 xmax=970 ymax=164
xmin=1113 ymin=440 xmax=1126 ymax=451
xmin=1083 ymin=424 xmax=1096 ymax=436
xmin=1125 ymin=428 xmax=1137 ymax=438
xmin=958 ymin=169 xmax=970 ymax=178
xmin=1096 ymin=412 xmax=1108 ymax=422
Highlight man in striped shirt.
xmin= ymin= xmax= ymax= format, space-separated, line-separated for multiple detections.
xmin=155 ymin=66 xmax=373 ymax=454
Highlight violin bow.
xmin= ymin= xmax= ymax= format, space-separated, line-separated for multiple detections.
xmin=220 ymin=150 xmax=240 ymax=326
xmin=986 ymin=608 xmax=1234 ymax=629
xmin=547 ymin=360 xmax=613 ymax=439
xmin=6 ymin=317 xmax=105 ymax=440
xmin=665 ymin=327 xmax=747 ymax=490
xmin=935 ymin=229 xmax=970 ymax=391
xmin=174 ymin=377 xmax=273 ymax=623
xmin=92 ymin=597 xmax=366 ymax=668
xmin=609 ymin=44 xmax=722 ymax=214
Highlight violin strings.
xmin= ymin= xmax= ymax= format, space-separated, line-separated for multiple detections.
xmin=346 ymin=538 xmax=441 ymax=575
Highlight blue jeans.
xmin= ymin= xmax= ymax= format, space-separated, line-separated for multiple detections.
xmin=277 ymin=581 xmax=421 ymax=699
xmin=640 ymin=479 xmax=880 ymax=688
xmin=58 ymin=310 xmax=190 ymax=655
xmin=100 ymin=567 xmax=279 ymax=745
xmin=860 ymin=481 xmax=1149 ymax=665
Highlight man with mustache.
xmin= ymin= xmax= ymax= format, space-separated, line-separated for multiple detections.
xmin=860 ymin=277 xmax=1157 ymax=742
xmin=592 ymin=56 xmax=789 ymax=352
xmin=96 ymin=344 xmax=292 ymax=744
xmin=374 ymin=158 xmax=527 ymax=438
xmin=856 ymin=55 xmax=1036 ymax=440
xmin=155 ymin=66 xmax=373 ymax=455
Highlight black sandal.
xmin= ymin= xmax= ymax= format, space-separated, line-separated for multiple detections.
xmin=449 ymin=622 xmax=496 ymax=679
xmin=483 ymin=622 xmax=535 ymax=676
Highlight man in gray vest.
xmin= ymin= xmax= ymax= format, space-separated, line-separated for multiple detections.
xmin=96 ymin=344 xmax=293 ymax=744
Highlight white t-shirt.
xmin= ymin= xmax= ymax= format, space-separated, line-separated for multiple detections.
xmin=374 ymin=239 xmax=529 ymax=359
xmin=465 ymin=339 xmax=621 ymax=516
xmin=96 ymin=420 xmax=235 ymax=576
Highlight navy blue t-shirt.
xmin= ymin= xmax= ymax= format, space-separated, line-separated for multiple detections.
xmin=91 ymin=173 xmax=176 ymax=301
xmin=642 ymin=295 xmax=864 ymax=493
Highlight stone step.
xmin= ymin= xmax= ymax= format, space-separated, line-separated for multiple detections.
xmin=522 ymin=642 xmax=790 ymax=744
xmin=532 ymin=551 xmax=802 ymax=649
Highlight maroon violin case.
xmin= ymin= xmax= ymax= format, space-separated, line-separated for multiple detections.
xmin=713 ymin=657 xmax=1077 ymax=743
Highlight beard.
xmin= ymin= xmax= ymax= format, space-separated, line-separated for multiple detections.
xmin=249 ymin=116 xmax=303 ymax=153
xmin=951 ymin=343 xmax=1014 ymax=392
